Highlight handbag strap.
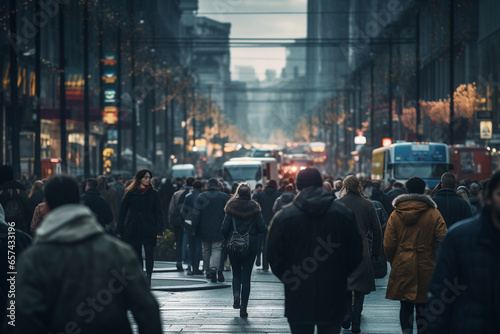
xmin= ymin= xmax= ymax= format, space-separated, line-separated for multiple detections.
xmin=232 ymin=216 xmax=252 ymax=235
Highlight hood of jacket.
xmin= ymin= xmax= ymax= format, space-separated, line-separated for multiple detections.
xmin=280 ymin=193 xmax=295 ymax=203
xmin=293 ymin=186 xmax=334 ymax=217
xmin=392 ymin=193 xmax=437 ymax=226
xmin=225 ymin=197 xmax=261 ymax=219
xmin=35 ymin=204 xmax=104 ymax=244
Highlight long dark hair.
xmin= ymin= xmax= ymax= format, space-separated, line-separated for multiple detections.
xmin=125 ymin=169 xmax=153 ymax=196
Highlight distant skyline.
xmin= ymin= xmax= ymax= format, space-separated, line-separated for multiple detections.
xmin=198 ymin=0 xmax=307 ymax=81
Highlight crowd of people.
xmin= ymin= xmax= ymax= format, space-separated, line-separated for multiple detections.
xmin=0 ymin=163 xmax=499 ymax=333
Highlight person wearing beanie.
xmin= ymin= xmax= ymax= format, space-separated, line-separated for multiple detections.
xmin=0 ymin=165 xmax=32 ymax=233
xmin=267 ymin=168 xmax=363 ymax=333
xmin=384 ymin=177 xmax=447 ymax=334
xmin=336 ymin=175 xmax=382 ymax=333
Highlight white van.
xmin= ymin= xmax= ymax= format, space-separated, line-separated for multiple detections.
xmin=223 ymin=158 xmax=279 ymax=189
xmin=171 ymin=164 xmax=197 ymax=179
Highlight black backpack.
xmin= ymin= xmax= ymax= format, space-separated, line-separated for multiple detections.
xmin=225 ymin=217 xmax=252 ymax=258
xmin=170 ymin=189 xmax=189 ymax=227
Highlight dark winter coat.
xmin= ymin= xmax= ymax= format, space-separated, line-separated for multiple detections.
xmin=191 ymin=187 xmax=230 ymax=242
xmin=427 ymin=209 xmax=500 ymax=333
xmin=384 ymin=194 xmax=447 ymax=303
xmin=81 ymin=188 xmax=114 ymax=231
xmin=386 ymin=187 xmax=406 ymax=214
xmin=116 ymin=187 xmax=164 ymax=246
xmin=253 ymin=185 xmax=280 ymax=225
xmin=432 ymin=188 xmax=472 ymax=228
xmin=29 ymin=191 xmax=44 ymax=214
xmin=371 ymin=188 xmax=391 ymax=216
xmin=336 ymin=192 xmax=382 ymax=292
xmin=272 ymin=193 xmax=295 ymax=213
xmin=267 ymin=187 xmax=363 ymax=325
xmin=16 ymin=204 xmax=161 ymax=334
xmin=0 ymin=180 xmax=32 ymax=233
xmin=371 ymin=200 xmax=388 ymax=279
xmin=221 ymin=197 xmax=266 ymax=254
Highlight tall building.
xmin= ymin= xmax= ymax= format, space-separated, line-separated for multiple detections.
xmin=235 ymin=66 xmax=258 ymax=83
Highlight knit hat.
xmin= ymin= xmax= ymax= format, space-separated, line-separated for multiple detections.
xmin=405 ymin=177 xmax=426 ymax=194
xmin=0 ymin=165 xmax=14 ymax=186
xmin=295 ymin=167 xmax=323 ymax=190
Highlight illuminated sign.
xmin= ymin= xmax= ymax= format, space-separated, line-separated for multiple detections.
xmin=104 ymin=89 xmax=116 ymax=103
xmin=102 ymin=106 xmax=118 ymax=124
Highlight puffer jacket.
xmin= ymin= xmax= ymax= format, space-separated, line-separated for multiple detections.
xmin=221 ymin=197 xmax=266 ymax=254
xmin=427 ymin=210 xmax=500 ymax=334
xmin=16 ymin=204 xmax=161 ymax=334
xmin=384 ymin=194 xmax=447 ymax=303
xmin=267 ymin=187 xmax=363 ymax=325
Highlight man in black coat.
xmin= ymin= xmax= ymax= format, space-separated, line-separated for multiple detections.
xmin=427 ymin=170 xmax=500 ymax=333
xmin=267 ymin=168 xmax=363 ymax=334
xmin=253 ymin=179 xmax=280 ymax=271
xmin=432 ymin=172 xmax=472 ymax=228
xmin=191 ymin=178 xmax=230 ymax=282
xmin=81 ymin=178 xmax=114 ymax=233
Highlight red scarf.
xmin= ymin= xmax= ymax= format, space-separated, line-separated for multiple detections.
xmin=138 ymin=185 xmax=151 ymax=195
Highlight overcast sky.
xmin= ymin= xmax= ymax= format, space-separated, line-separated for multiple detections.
xmin=198 ymin=0 xmax=307 ymax=81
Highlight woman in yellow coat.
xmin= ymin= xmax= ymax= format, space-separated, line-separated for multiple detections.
xmin=384 ymin=177 xmax=447 ymax=334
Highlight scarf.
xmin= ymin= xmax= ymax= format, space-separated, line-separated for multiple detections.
xmin=138 ymin=185 xmax=151 ymax=195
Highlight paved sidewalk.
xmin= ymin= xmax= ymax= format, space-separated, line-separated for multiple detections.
xmin=137 ymin=262 xmax=408 ymax=333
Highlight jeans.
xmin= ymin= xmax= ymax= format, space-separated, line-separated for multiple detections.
xmin=132 ymin=243 xmax=155 ymax=277
xmin=289 ymin=323 xmax=341 ymax=334
xmin=400 ymin=301 xmax=427 ymax=333
xmin=229 ymin=251 xmax=257 ymax=306
xmin=202 ymin=240 xmax=223 ymax=272
xmin=173 ymin=225 xmax=184 ymax=266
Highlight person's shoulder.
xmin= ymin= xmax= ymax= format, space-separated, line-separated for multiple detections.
xmin=446 ymin=214 xmax=481 ymax=237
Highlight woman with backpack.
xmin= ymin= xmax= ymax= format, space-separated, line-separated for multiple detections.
xmin=116 ymin=169 xmax=164 ymax=287
xmin=221 ymin=183 xmax=266 ymax=317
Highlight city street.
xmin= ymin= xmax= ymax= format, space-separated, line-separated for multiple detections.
xmin=146 ymin=262 xmax=405 ymax=334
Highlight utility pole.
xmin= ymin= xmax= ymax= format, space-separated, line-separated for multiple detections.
xmin=83 ymin=0 xmax=90 ymax=179
xmin=59 ymin=1 xmax=67 ymax=172
xmin=98 ymin=0 xmax=104 ymax=175
xmin=389 ymin=32 xmax=393 ymax=142
xmin=116 ymin=27 xmax=122 ymax=169
xmin=370 ymin=55 xmax=375 ymax=147
xmin=130 ymin=0 xmax=137 ymax=172
xmin=10 ymin=0 xmax=20 ymax=178
xmin=34 ymin=0 xmax=41 ymax=179
xmin=449 ymin=0 xmax=455 ymax=145
xmin=416 ymin=7 xmax=422 ymax=141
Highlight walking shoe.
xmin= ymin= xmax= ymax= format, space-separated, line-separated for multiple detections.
xmin=176 ymin=264 xmax=184 ymax=272
xmin=217 ymin=270 xmax=225 ymax=282
xmin=211 ymin=271 xmax=218 ymax=283
xmin=255 ymin=256 xmax=261 ymax=267
xmin=233 ymin=292 xmax=240 ymax=309
xmin=206 ymin=272 xmax=212 ymax=279
xmin=193 ymin=269 xmax=204 ymax=275
xmin=240 ymin=305 xmax=248 ymax=317
xmin=341 ymin=314 xmax=351 ymax=329
xmin=351 ymin=315 xmax=361 ymax=334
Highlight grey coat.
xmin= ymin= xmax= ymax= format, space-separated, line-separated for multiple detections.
xmin=336 ymin=193 xmax=382 ymax=292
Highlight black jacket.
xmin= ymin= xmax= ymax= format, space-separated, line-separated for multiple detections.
xmin=253 ymin=185 xmax=280 ymax=225
xmin=221 ymin=197 xmax=266 ymax=254
xmin=273 ymin=193 xmax=295 ymax=213
xmin=267 ymin=187 xmax=363 ymax=325
xmin=191 ymin=187 xmax=230 ymax=242
xmin=81 ymin=188 xmax=114 ymax=230
xmin=116 ymin=187 xmax=164 ymax=245
xmin=432 ymin=188 xmax=472 ymax=228
xmin=427 ymin=210 xmax=500 ymax=333
xmin=0 ymin=180 xmax=32 ymax=233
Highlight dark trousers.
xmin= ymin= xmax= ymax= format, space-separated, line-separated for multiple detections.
xmin=400 ymin=301 xmax=427 ymax=333
xmin=173 ymin=225 xmax=184 ymax=266
xmin=187 ymin=232 xmax=202 ymax=271
xmin=345 ymin=291 xmax=365 ymax=321
xmin=256 ymin=231 xmax=268 ymax=269
xmin=289 ymin=323 xmax=341 ymax=334
xmin=132 ymin=243 xmax=155 ymax=277
xmin=229 ymin=251 xmax=257 ymax=306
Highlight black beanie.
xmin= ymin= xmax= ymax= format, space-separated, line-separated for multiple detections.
xmin=405 ymin=177 xmax=426 ymax=194
xmin=296 ymin=167 xmax=323 ymax=190
xmin=0 ymin=165 xmax=14 ymax=186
